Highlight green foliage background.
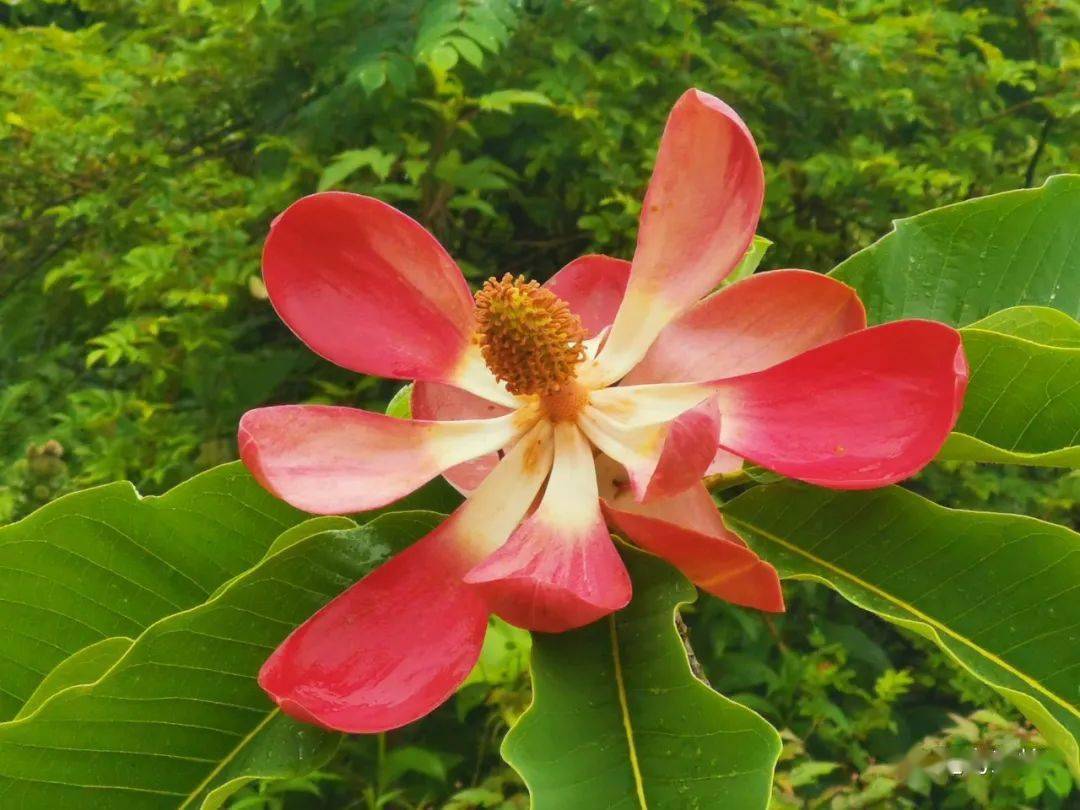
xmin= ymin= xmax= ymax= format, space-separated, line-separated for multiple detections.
xmin=1 ymin=0 xmax=1077 ymax=807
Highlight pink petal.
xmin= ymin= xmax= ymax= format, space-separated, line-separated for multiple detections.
xmin=258 ymin=421 xmax=556 ymax=733
xmin=706 ymin=448 xmax=744 ymax=476
xmin=578 ymin=398 xmax=719 ymax=502
xmin=713 ymin=321 xmax=969 ymax=488
xmin=642 ymin=399 xmax=721 ymax=500
xmin=542 ymin=254 xmax=631 ymax=338
xmin=465 ymin=423 xmax=631 ymax=632
xmin=262 ymin=192 xmax=478 ymax=384
xmin=259 ymin=528 xmax=489 ymax=733
xmin=588 ymin=90 xmax=764 ymax=385
xmin=597 ymin=467 xmax=783 ymax=612
xmin=624 ymin=269 xmax=867 ymax=384
xmin=239 ymin=405 xmax=531 ymax=514
xmin=411 ymin=382 xmax=508 ymax=493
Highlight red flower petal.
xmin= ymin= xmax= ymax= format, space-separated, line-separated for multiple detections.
xmin=713 ymin=321 xmax=969 ymax=488
xmin=259 ymin=529 xmax=489 ymax=733
xmin=263 ymin=192 xmax=482 ymax=387
xmin=600 ymin=481 xmax=783 ymax=613
xmin=258 ymin=422 xmax=556 ymax=733
xmin=645 ymin=398 xmax=721 ymax=500
xmin=411 ymin=381 xmax=509 ymax=493
xmin=543 ymin=254 xmax=630 ymax=338
xmin=624 ymin=269 xmax=866 ymax=384
xmin=465 ymin=424 xmax=630 ymax=632
xmin=239 ymin=405 xmax=529 ymax=514
xmin=589 ymin=89 xmax=764 ymax=385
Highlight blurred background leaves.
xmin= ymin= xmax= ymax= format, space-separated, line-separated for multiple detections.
xmin=2 ymin=0 xmax=1076 ymax=509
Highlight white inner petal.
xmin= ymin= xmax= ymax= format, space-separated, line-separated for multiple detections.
xmin=453 ymin=420 xmax=554 ymax=559
xmin=587 ymin=381 xmax=715 ymax=427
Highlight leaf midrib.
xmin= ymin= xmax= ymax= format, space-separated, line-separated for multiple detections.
xmin=178 ymin=708 xmax=280 ymax=809
xmin=609 ymin=615 xmax=647 ymax=810
xmin=725 ymin=516 xmax=1079 ymax=722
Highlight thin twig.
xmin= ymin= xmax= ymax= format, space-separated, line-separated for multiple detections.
xmin=1024 ymin=117 xmax=1054 ymax=188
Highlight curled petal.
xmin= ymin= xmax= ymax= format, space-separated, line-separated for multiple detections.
xmin=595 ymin=455 xmax=731 ymax=538
xmin=264 ymin=193 xmax=513 ymax=403
xmin=624 ymin=269 xmax=867 ymax=384
xmin=596 ymin=465 xmax=783 ymax=612
xmin=578 ymin=399 xmax=719 ymax=502
xmin=258 ymin=529 xmax=490 ymax=734
xmin=465 ymin=423 xmax=630 ymax=632
xmin=239 ymin=405 xmax=534 ymax=514
xmin=713 ymin=321 xmax=969 ymax=488
xmin=412 ymin=382 xmax=509 ymax=493
xmin=543 ymin=254 xmax=631 ymax=338
xmin=603 ymin=499 xmax=784 ymax=612
xmin=589 ymin=89 xmax=764 ymax=386
xmin=587 ymin=381 xmax=714 ymax=428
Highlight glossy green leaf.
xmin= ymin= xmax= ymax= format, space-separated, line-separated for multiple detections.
xmin=0 ymin=512 xmax=443 ymax=809
xmin=722 ymin=483 xmax=1080 ymax=776
xmin=503 ymin=545 xmax=781 ymax=809
xmin=15 ymin=637 xmax=132 ymax=721
xmin=0 ymin=462 xmax=304 ymax=721
xmin=968 ymin=306 xmax=1080 ymax=349
xmin=940 ymin=322 xmax=1080 ymax=465
xmin=831 ymin=174 xmax=1080 ymax=325
xmin=261 ymin=516 xmax=356 ymax=560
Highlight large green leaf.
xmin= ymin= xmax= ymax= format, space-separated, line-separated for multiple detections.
xmin=0 ymin=511 xmax=442 ymax=809
xmin=830 ymin=174 xmax=1080 ymax=326
xmin=940 ymin=319 xmax=1080 ymax=465
xmin=503 ymin=544 xmax=781 ymax=809
xmin=722 ymin=483 xmax=1080 ymax=775
xmin=0 ymin=462 xmax=304 ymax=721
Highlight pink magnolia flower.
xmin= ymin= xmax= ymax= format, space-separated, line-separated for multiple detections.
xmin=239 ymin=89 xmax=968 ymax=733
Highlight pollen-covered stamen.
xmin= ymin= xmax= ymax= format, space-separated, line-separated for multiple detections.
xmin=474 ymin=274 xmax=587 ymax=397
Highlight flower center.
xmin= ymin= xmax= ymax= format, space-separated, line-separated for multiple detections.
xmin=474 ymin=273 xmax=587 ymax=398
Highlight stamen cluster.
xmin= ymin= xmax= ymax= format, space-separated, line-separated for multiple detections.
xmin=474 ymin=274 xmax=587 ymax=396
